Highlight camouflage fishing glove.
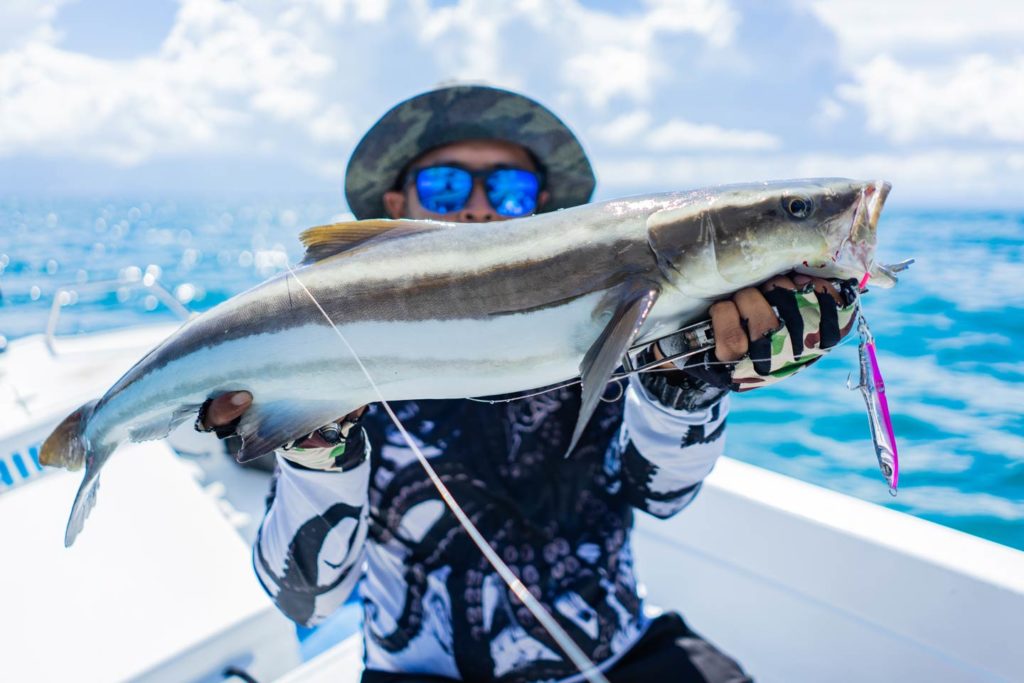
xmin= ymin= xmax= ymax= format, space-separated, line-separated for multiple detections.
xmin=725 ymin=278 xmax=859 ymax=392
xmin=279 ymin=413 xmax=368 ymax=472
xmin=639 ymin=279 xmax=859 ymax=410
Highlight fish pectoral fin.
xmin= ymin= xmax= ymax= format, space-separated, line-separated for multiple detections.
xmin=128 ymin=403 xmax=203 ymax=442
xmin=299 ymin=218 xmax=447 ymax=264
xmin=568 ymin=283 xmax=660 ymax=457
xmin=235 ymin=401 xmax=348 ymax=463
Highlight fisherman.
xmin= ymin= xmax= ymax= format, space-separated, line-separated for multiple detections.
xmin=201 ymin=85 xmax=857 ymax=682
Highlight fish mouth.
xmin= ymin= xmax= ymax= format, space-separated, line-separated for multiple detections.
xmin=852 ymin=180 xmax=891 ymax=244
xmin=863 ymin=180 xmax=890 ymax=233
xmin=839 ymin=179 xmax=891 ymax=281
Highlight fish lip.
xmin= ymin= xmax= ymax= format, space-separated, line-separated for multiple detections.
xmin=843 ymin=180 xmax=891 ymax=274
xmin=852 ymin=180 xmax=891 ymax=238
xmin=864 ymin=180 xmax=891 ymax=231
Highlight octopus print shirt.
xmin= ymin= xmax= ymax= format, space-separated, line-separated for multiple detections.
xmin=253 ymin=378 xmax=728 ymax=682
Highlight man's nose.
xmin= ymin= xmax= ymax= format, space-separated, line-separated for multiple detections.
xmin=455 ymin=182 xmax=496 ymax=222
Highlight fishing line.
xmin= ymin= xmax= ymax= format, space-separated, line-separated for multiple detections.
xmin=283 ymin=264 xmax=610 ymax=683
xmin=466 ymin=331 xmax=864 ymax=405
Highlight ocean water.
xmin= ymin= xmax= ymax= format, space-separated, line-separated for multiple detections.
xmin=1 ymin=196 xmax=1022 ymax=551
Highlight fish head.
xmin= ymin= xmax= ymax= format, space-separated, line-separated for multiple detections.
xmin=791 ymin=178 xmax=892 ymax=286
xmin=646 ymin=178 xmax=892 ymax=291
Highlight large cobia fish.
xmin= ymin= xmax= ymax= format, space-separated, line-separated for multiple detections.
xmin=42 ymin=178 xmax=892 ymax=546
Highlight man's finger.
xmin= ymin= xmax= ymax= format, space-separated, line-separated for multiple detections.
xmin=733 ymin=287 xmax=779 ymax=340
xmin=792 ymin=274 xmax=843 ymax=305
xmin=205 ymin=391 xmax=252 ymax=428
xmin=710 ymin=300 xmax=748 ymax=362
xmin=761 ymin=274 xmax=797 ymax=293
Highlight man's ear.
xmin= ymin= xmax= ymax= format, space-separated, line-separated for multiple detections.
xmin=537 ymin=190 xmax=551 ymax=211
xmin=382 ymin=191 xmax=406 ymax=219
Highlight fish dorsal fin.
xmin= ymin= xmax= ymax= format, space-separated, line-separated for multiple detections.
xmin=299 ymin=219 xmax=443 ymax=264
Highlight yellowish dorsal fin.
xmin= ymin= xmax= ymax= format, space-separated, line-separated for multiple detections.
xmin=299 ymin=219 xmax=441 ymax=264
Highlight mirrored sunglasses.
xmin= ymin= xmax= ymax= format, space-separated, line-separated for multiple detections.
xmin=409 ymin=165 xmax=542 ymax=218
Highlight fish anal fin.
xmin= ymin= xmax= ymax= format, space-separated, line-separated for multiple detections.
xmin=235 ymin=400 xmax=351 ymax=463
xmin=299 ymin=219 xmax=446 ymax=264
xmin=568 ymin=283 xmax=660 ymax=457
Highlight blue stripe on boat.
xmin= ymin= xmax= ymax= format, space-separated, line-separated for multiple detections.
xmin=0 ymin=460 xmax=12 ymax=487
xmin=12 ymin=453 xmax=29 ymax=480
xmin=29 ymin=446 xmax=43 ymax=470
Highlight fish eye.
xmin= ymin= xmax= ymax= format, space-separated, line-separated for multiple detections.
xmin=783 ymin=196 xmax=814 ymax=219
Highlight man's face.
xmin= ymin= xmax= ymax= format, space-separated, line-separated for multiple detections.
xmin=382 ymin=139 xmax=549 ymax=222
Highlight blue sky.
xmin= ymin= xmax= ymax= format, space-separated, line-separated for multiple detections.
xmin=1 ymin=0 xmax=1022 ymax=207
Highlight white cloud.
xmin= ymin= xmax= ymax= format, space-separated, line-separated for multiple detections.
xmin=839 ymin=54 xmax=1024 ymax=144
xmin=647 ymin=118 xmax=780 ymax=151
xmin=416 ymin=0 xmax=517 ymax=89
xmin=593 ymin=111 xmax=653 ymax=145
xmin=0 ymin=0 xmax=67 ymax=52
xmin=415 ymin=0 xmax=737 ymax=110
xmin=0 ymin=0 xmax=333 ymax=164
xmin=807 ymin=0 xmax=1024 ymax=62
xmin=645 ymin=0 xmax=738 ymax=48
xmin=1 ymin=0 xmax=1023 ymax=208
xmin=594 ymin=111 xmax=780 ymax=152
xmin=811 ymin=0 xmax=1024 ymax=178
xmin=815 ymin=97 xmax=845 ymax=125
xmin=791 ymin=150 xmax=994 ymax=189
xmin=0 ymin=0 xmax=742 ymax=169
xmin=303 ymin=0 xmax=391 ymax=24
xmin=309 ymin=105 xmax=357 ymax=145
xmin=594 ymin=148 xmax=1024 ymax=207
xmin=564 ymin=45 xmax=661 ymax=109
xmin=559 ymin=0 xmax=738 ymax=108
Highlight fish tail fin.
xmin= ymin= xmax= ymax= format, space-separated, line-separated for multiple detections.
xmin=40 ymin=399 xmax=99 ymax=472
xmin=40 ymin=400 xmax=108 ymax=547
xmin=65 ymin=471 xmax=102 ymax=547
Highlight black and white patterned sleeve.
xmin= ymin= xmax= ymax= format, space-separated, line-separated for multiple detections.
xmin=252 ymin=448 xmax=371 ymax=626
xmin=615 ymin=376 xmax=729 ymax=518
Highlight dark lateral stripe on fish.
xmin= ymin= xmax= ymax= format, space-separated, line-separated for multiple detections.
xmin=100 ymin=234 xmax=659 ymax=402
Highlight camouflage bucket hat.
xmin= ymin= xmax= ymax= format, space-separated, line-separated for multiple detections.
xmin=345 ymin=85 xmax=596 ymax=219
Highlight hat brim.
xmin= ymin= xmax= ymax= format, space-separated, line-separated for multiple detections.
xmin=345 ymin=85 xmax=595 ymax=220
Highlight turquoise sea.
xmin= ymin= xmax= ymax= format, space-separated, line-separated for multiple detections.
xmin=1 ymin=196 xmax=1022 ymax=551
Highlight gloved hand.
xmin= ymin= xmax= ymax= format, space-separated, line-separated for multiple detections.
xmin=638 ymin=274 xmax=859 ymax=409
xmin=196 ymin=392 xmax=368 ymax=472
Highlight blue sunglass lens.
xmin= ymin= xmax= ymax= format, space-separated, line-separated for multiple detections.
xmin=486 ymin=169 xmax=539 ymax=217
xmin=416 ymin=166 xmax=473 ymax=214
xmin=414 ymin=166 xmax=541 ymax=216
